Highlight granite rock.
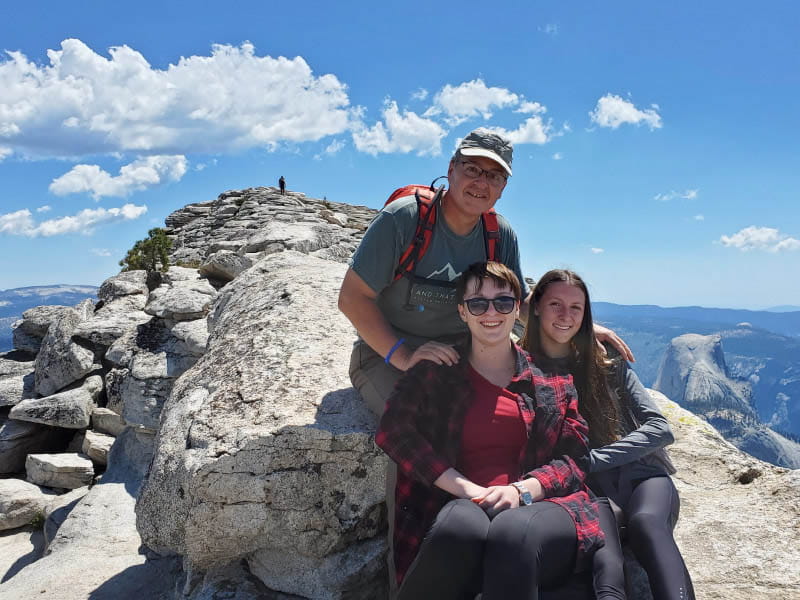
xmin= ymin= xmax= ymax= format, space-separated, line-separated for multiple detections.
xmin=10 ymin=375 xmax=103 ymax=429
xmin=97 ymin=270 xmax=149 ymax=302
xmin=136 ymin=252 xmax=385 ymax=598
xmin=0 ymin=478 xmax=54 ymax=531
xmin=26 ymin=453 xmax=94 ymax=489
xmin=81 ymin=430 xmax=115 ymax=465
xmin=33 ymin=307 xmax=96 ymax=397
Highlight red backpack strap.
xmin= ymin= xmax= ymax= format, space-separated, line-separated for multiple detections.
xmin=481 ymin=209 xmax=501 ymax=262
xmin=393 ymin=187 xmax=442 ymax=282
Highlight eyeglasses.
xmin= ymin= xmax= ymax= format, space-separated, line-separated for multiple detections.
xmin=458 ymin=161 xmax=508 ymax=187
xmin=463 ymin=296 xmax=517 ymax=316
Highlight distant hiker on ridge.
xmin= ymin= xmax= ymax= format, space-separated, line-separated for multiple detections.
xmin=279 ymin=175 xmax=286 ymax=195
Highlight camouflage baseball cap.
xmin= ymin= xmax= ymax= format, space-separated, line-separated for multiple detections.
xmin=456 ymin=128 xmax=513 ymax=176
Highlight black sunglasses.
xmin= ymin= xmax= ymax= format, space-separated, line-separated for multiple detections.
xmin=463 ymin=296 xmax=517 ymax=316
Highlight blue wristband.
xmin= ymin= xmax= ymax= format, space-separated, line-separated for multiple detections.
xmin=385 ymin=338 xmax=406 ymax=365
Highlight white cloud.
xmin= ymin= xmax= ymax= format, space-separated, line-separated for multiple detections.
xmin=0 ymin=39 xmax=353 ymax=157
xmin=194 ymin=158 xmax=217 ymax=171
xmin=0 ymin=146 xmax=11 ymax=160
xmin=411 ymin=88 xmax=428 ymax=101
xmin=314 ymin=138 xmax=345 ymax=160
xmin=0 ymin=203 xmax=146 ymax=237
xmin=323 ymin=139 xmax=345 ymax=155
xmin=90 ymin=248 xmax=112 ymax=256
xmin=553 ymin=152 xmax=563 ymax=160
xmin=719 ymin=226 xmax=800 ymax=252
xmin=49 ymin=155 xmax=187 ymax=199
xmin=36 ymin=205 xmax=51 ymax=213
xmin=352 ymin=100 xmax=446 ymax=156
xmin=539 ymin=23 xmax=559 ymax=36
xmin=591 ymin=247 xmax=605 ymax=254
xmin=425 ymin=79 xmax=519 ymax=125
xmin=654 ymin=189 xmax=698 ymax=202
xmin=516 ymin=101 xmax=546 ymax=115
xmin=0 ymin=209 xmax=34 ymax=235
xmin=694 ymin=214 xmax=705 ymax=221
xmin=488 ymin=116 xmax=553 ymax=145
xmin=589 ymin=94 xmax=662 ymax=130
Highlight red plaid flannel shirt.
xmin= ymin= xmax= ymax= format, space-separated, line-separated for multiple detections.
xmin=375 ymin=345 xmax=604 ymax=584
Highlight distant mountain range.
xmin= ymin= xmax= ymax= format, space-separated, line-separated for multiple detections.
xmin=0 ymin=285 xmax=98 ymax=352
xmin=766 ymin=305 xmax=800 ymax=313
xmin=2 ymin=287 xmax=798 ymax=450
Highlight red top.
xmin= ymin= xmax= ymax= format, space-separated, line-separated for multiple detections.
xmin=458 ymin=365 xmax=527 ymax=487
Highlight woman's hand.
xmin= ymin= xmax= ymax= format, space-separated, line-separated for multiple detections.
xmin=472 ymin=485 xmax=521 ymax=518
xmin=394 ymin=341 xmax=460 ymax=371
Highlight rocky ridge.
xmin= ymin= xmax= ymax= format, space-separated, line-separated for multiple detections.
xmin=654 ymin=333 xmax=800 ymax=469
xmin=0 ymin=186 xmax=797 ymax=599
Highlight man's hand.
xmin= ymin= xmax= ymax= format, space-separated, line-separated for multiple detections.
xmin=472 ymin=485 xmax=521 ymax=518
xmin=392 ymin=340 xmax=460 ymax=371
xmin=593 ymin=323 xmax=635 ymax=362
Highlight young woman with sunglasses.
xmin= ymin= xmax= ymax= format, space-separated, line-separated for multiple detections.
xmin=375 ymin=261 xmax=604 ymax=600
xmin=521 ymin=269 xmax=695 ymax=600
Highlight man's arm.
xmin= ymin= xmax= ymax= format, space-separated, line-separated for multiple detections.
xmin=338 ymin=268 xmax=459 ymax=371
xmin=594 ymin=323 xmax=635 ymax=362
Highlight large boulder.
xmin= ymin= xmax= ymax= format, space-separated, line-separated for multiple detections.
xmin=10 ymin=375 xmax=103 ymax=429
xmin=144 ymin=269 xmax=217 ymax=321
xmin=199 ymin=250 xmax=253 ymax=283
xmin=72 ymin=294 xmax=151 ymax=348
xmin=0 ymin=478 xmax=54 ymax=530
xmin=97 ymin=270 xmax=149 ymax=303
xmin=136 ymin=252 xmax=386 ymax=598
xmin=11 ymin=306 xmax=72 ymax=354
xmin=33 ymin=303 xmax=97 ymax=397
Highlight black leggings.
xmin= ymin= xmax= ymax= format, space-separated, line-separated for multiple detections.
xmin=624 ymin=476 xmax=695 ymax=600
xmin=398 ymin=499 xmax=578 ymax=600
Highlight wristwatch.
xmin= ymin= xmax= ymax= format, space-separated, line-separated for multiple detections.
xmin=511 ymin=481 xmax=533 ymax=506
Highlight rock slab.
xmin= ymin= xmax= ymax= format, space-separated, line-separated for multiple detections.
xmin=26 ymin=453 xmax=94 ymax=489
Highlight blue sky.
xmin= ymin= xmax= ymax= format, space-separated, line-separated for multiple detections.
xmin=0 ymin=1 xmax=798 ymax=309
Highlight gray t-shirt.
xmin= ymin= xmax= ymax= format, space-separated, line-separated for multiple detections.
xmin=350 ymin=195 xmax=528 ymax=346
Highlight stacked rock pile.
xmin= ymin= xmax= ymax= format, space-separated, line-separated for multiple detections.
xmin=164 ymin=187 xmax=376 ymax=272
xmin=0 ymin=266 xmax=213 ymax=545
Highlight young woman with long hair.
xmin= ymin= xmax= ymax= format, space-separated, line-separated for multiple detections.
xmin=521 ymin=269 xmax=695 ymax=600
xmin=375 ymin=262 xmax=605 ymax=599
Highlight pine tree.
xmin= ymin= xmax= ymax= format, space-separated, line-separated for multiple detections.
xmin=119 ymin=228 xmax=172 ymax=272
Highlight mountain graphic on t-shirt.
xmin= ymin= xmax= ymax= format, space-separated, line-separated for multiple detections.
xmin=426 ymin=263 xmax=461 ymax=281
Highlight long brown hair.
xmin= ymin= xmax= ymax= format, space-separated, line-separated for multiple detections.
xmin=520 ymin=269 xmax=621 ymax=447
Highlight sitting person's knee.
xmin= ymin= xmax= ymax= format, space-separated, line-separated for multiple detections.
xmin=626 ymin=510 xmax=668 ymax=539
xmin=430 ymin=499 xmax=489 ymax=549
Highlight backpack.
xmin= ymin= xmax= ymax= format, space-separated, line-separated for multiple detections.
xmin=384 ymin=181 xmax=501 ymax=284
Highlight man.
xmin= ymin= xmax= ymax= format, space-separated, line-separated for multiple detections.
xmin=279 ymin=175 xmax=286 ymax=195
xmin=339 ymin=127 xmax=631 ymax=416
